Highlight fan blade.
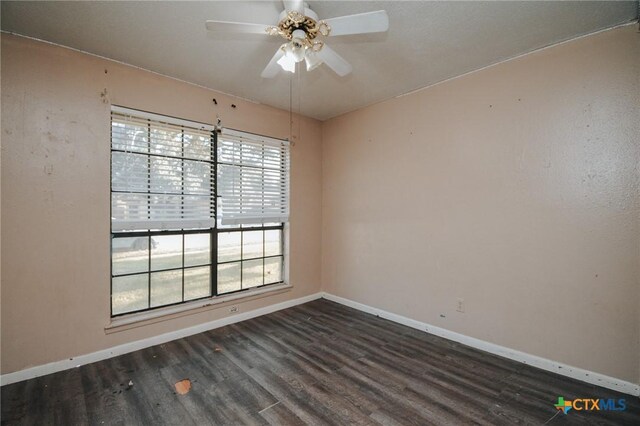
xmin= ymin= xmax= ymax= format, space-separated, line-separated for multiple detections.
xmin=261 ymin=48 xmax=285 ymax=78
xmin=283 ymin=0 xmax=304 ymax=14
xmin=205 ymin=20 xmax=269 ymax=34
xmin=324 ymin=10 xmax=389 ymax=36
xmin=317 ymin=45 xmax=352 ymax=77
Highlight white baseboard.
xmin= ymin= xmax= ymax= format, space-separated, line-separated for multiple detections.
xmin=4 ymin=290 xmax=638 ymax=397
xmin=321 ymin=292 xmax=640 ymax=397
xmin=0 ymin=292 xmax=323 ymax=386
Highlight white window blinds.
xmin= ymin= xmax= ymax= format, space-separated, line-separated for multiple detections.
xmin=110 ymin=106 xmax=216 ymax=231
xmin=218 ymin=129 xmax=290 ymax=225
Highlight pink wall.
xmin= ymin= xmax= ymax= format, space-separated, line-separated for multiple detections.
xmin=2 ymin=24 xmax=639 ymax=387
xmin=1 ymin=34 xmax=323 ymax=375
xmin=321 ymin=25 xmax=640 ymax=384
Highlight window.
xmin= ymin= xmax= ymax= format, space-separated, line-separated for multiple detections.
xmin=216 ymin=128 xmax=289 ymax=295
xmin=110 ymin=107 xmax=289 ymax=317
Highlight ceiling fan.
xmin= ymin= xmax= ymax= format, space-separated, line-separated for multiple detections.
xmin=205 ymin=0 xmax=389 ymax=78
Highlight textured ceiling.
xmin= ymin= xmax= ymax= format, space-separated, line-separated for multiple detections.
xmin=1 ymin=1 xmax=637 ymax=120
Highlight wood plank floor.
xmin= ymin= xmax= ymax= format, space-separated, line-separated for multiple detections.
xmin=2 ymin=299 xmax=638 ymax=425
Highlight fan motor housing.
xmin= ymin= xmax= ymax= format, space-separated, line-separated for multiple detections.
xmin=273 ymin=7 xmax=328 ymax=41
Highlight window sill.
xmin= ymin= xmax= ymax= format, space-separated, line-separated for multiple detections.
xmin=105 ymin=282 xmax=292 ymax=333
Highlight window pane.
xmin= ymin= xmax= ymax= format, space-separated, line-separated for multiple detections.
xmin=150 ymin=124 xmax=182 ymax=157
xmin=242 ymin=259 xmax=263 ymax=288
xmin=264 ymin=230 xmax=282 ymax=257
xmin=150 ymin=270 xmax=182 ymax=307
xmin=112 ymin=274 xmax=148 ymax=315
xmin=112 ymin=193 xmax=149 ymax=229
xmin=151 ymin=235 xmax=182 ymax=271
xmin=111 ymin=120 xmax=148 ymax=153
xmin=150 ymin=157 xmax=182 ymax=194
xmin=183 ymin=195 xmax=214 ymax=226
xmin=218 ymin=262 xmax=241 ymax=294
xmin=111 ymin=152 xmax=148 ymax=193
xmin=242 ymin=231 xmax=263 ymax=259
xmin=112 ymin=237 xmax=149 ymax=275
xmin=184 ymin=132 xmax=211 ymax=161
xmin=264 ymin=257 xmax=283 ymax=284
xmin=184 ymin=266 xmax=210 ymax=301
xmin=218 ymin=139 xmax=240 ymax=164
xmin=185 ymin=234 xmax=210 ymax=267
xmin=149 ymin=194 xmax=182 ymax=224
xmin=184 ymin=161 xmax=211 ymax=195
xmin=218 ymin=232 xmax=241 ymax=263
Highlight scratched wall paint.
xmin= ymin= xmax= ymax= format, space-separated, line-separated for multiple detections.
xmin=321 ymin=25 xmax=640 ymax=384
xmin=0 ymin=33 xmax=323 ymax=375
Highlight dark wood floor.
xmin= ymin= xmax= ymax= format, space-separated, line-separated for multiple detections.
xmin=2 ymin=299 xmax=638 ymax=425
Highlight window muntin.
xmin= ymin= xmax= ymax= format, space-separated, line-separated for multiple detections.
xmin=110 ymin=107 xmax=287 ymax=317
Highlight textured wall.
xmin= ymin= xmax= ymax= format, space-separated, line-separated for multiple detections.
xmin=2 ymin=24 xmax=639 ymax=385
xmin=322 ymin=25 xmax=640 ymax=383
xmin=1 ymin=34 xmax=323 ymax=374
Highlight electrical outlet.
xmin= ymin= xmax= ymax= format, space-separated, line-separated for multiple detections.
xmin=456 ymin=298 xmax=465 ymax=313
xmin=229 ymin=306 xmax=238 ymax=313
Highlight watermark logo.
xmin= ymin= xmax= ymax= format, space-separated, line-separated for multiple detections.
xmin=554 ymin=397 xmax=572 ymax=414
xmin=554 ymin=396 xmax=626 ymax=414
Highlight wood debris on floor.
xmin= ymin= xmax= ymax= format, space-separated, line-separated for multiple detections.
xmin=174 ymin=379 xmax=191 ymax=395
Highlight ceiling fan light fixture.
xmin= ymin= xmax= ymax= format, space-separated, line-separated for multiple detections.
xmin=278 ymin=39 xmax=305 ymax=71
xmin=277 ymin=45 xmax=296 ymax=72
xmin=291 ymin=41 xmax=306 ymax=62
xmin=290 ymin=29 xmax=307 ymax=62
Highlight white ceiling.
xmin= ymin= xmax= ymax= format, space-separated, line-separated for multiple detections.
xmin=1 ymin=1 xmax=637 ymax=120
